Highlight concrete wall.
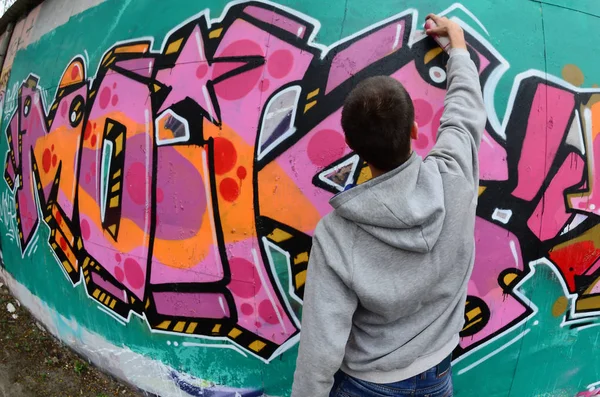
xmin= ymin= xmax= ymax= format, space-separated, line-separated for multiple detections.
xmin=0 ymin=0 xmax=599 ymax=396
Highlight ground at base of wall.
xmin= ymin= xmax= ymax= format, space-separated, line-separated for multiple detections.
xmin=0 ymin=283 xmax=142 ymax=397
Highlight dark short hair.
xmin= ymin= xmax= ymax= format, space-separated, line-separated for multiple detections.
xmin=341 ymin=76 xmax=414 ymax=172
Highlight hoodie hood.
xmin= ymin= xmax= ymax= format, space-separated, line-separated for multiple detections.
xmin=330 ymin=153 xmax=446 ymax=253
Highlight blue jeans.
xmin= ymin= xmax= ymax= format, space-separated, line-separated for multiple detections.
xmin=330 ymin=355 xmax=453 ymax=397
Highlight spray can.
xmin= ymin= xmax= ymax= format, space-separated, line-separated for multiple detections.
xmin=424 ymin=18 xmax=451 ymax=52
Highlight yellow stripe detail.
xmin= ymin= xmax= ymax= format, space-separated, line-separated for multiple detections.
xmin=186 ymin=323 xmax=198 ymax=334
xmin=267 ymin=228 xmax=293 ymax=243
xmin=156 ymin=321 xmax=171 ymax=330
xmin=99 ymin=293 xmax=106 ymax=302
xmin=102 ymin=52 xmax=113 ymax=66
xmin=173 ymin=321 xmax=186 ymax=332
xmin=62 ymin=260 xmax=73 ymax=273
xmin=466 ymin=307 xmax=482 ymax=321
xmin=424 ymin=47 xmax=443 ymax=64
xmin=114 ymin=43 xmax=150 ymax=54
xmin=304 ymin=101 xmax=317 ymax=113
xmin=109 ymin=300 xmax=116 ymax=309
xmin=111 ymin=182 xmax=121 ymax=192
xmin=295 ymin=270 xmax=307 ymax=288
xmin=212 ymin=324 xmax=221 ymax=333
xmin=115 ymin=134 xmax=123 ymax=156
xmin=110 ymin=196 xmax=119 ymax=208
xmin=249 ymin=340 xmax=267 ymax=353
xmin=92 ymin=289 xmax=100 ymax=298
xmin=209 ymin=28 xmax=223 ymax=38
xmin=462 ymin=317 xmax=482 ymax=331
xmin=306 ymin=88 xmax=320 ymax=99
xmin=228 ymin=328 xmax=242 ymax=338
xmin=294 ymin=252 xmax=308 ymax=265
xmin=165 ymin=38 xmax=184 ymax=54
xmin=106 ymin=122 xmax=114 ymax=134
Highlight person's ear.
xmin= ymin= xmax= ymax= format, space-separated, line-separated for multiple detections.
xmin=410 ymin=121 xmax=419 ymax=140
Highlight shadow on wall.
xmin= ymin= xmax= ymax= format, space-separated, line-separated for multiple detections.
xmin=1 ymin=0 xmax=600 ymax=394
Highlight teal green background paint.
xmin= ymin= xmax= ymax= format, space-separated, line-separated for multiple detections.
xmin=1 ymin=1 xmax=600 ymax=396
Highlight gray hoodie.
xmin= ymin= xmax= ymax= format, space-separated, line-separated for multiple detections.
xmin=291 ymin=49 xmax=486 ymax=397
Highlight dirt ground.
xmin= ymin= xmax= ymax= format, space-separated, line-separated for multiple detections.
xmin=0 ymin=281 xmax=144 ymax=397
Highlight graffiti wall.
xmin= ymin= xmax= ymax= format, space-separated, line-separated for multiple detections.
xmin=0 ymin=0 xmax=599 ymax=396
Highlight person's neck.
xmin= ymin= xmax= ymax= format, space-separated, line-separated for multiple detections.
xmin=368 ymin=150 xmax=413 ymax=179
xmin=368 ymin=165 xmax=386 ymax=179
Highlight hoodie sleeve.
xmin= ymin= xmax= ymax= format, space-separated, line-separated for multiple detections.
xmin=426 ymin=48 xmax=487 ymax=186
xmin=291 ymin=220 xmax=358 ymax=397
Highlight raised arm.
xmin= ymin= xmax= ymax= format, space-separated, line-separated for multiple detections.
xmin=425 ymin=14 xmax=487 ymax=186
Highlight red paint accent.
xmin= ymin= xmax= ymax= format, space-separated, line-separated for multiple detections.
xmin=196 ymin=64 xmax=209 ymax=79
xmin=259 ymin=79 xmax=270 ymax=92
xmin=431 ymin=107 xmax=444 ymax=140
xmin=415 ymin=134 xmax=429 ymax=150
xmin=111 ymin=95 xmax=119 ymax=106
xmin=237 ymin=166 xmax=247 ymax=180
xmin=258 ymin=299 xmax=280 ymax=324
xmin=42 ymin=149 xmax=52 ymax=173
xmin=307 ymin=129 xmax=346 ymax=167
xmin=91 ymin=134 xmax=97 ymax=148
xmin=213 ymin=40 xmax=264 ymax=100
xmin=59 ymin=236 xmax=67 ymax=251
xmin=115 ymin=253 xmax=122 ymax=262
xmin=60 ymin=101 xmax=68 ymax=118
xmin=52 ymin=154 xmax=57 ymax=168
xmin=268 ymin=49 xmax=294 ymax=79
xmin=241 ymin=303 xmax=254 ymax=315
xmin=114 ymin=267 xmax=125 ymax=283
xmin=156 ymin=188 xmax=164 ymax=203
xmin=124 ymin=258 xmax=144 ymax=289
xmin=228 ymin=257 xmax=262 ymax=298
xmin=99 ymin=87 xmax=111 ymax=109
xmin=81 ymin=219 xmax=91 ymax=240
xmin=213 ymin=137 xmax=237 ymax=175
xmin=219 ymin=177 xmax=240 ymax=202
xmin=70 ymin=65 xmax=79 ymax=80
xmin=413 ymin=99 xmax=434 ymax=126
xmin=549 ymin=240 xmax=600 ymax=292
xmin=84 ymin=121 xmax=92 ymax=140
xmin=126 ymin=162 xmax=149 ymax=205
xmin=55 ymin=211 xmax=62 ymax=225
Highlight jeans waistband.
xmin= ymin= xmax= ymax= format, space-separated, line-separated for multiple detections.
xmin=433 ymin=354 xmax=452 ymax=377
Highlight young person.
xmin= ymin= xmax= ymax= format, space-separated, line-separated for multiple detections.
xmin=291 ymin=14 xmax=486 ymax=397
